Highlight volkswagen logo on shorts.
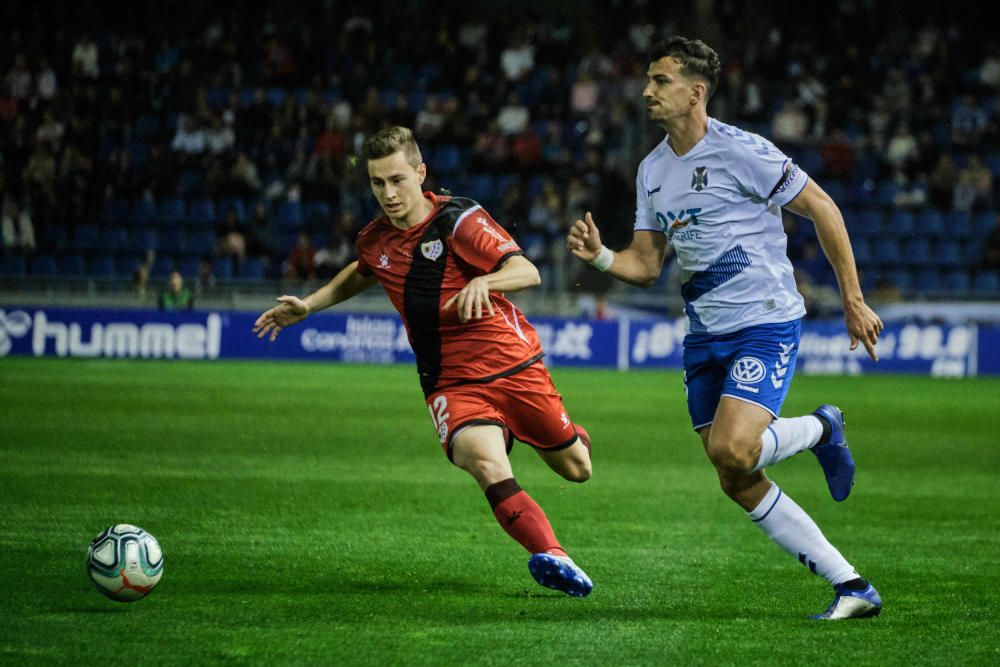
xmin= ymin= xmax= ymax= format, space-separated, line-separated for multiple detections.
xmin=730 ymin=356 xmax=766 ymax=384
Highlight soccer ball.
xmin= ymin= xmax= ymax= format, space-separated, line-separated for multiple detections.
xmin=86 ymin=524 xmax=163 ymax=602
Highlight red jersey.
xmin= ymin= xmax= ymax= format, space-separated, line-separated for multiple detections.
xmin=356 ymin=193 xmax=544 ymax=396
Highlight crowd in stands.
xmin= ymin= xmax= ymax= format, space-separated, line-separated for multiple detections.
xmin=2 ymin=0 xmax=1000 ymax=305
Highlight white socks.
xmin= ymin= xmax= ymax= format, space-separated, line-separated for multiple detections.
xmin=751 ymin=416 xmax=824 ymax=472
xmin=747 ymin=484 xmax=858 ymax=585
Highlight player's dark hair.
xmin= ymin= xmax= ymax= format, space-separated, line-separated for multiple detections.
xmin=650 ymin=36 xmax=721 ymax=99
xmin=362 ymin=126 xmax=423 ymax=168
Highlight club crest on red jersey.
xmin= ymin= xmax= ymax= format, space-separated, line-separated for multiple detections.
xmin=420 ymin=239 xmax=444 ymax=261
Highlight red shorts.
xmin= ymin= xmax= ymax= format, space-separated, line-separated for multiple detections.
xmin=425 ymin=361 xmax=579 ymax=460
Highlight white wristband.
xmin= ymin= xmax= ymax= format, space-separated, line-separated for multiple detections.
xmin=589 ymin=246 xmax=614 ymax=272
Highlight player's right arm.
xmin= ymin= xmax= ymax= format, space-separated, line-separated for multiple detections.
xmin=567 ymin=212 xmax=668 ymax=287
xmin=252 ymin=261 xmax=376 ymax=341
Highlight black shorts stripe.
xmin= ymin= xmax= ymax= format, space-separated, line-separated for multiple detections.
xmin=429 ymin=353 xmax=544 ymax=396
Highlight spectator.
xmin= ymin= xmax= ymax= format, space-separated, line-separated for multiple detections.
xmin=4 ymin=54 xmax=32 ymax=100
xmin=980 ymin=215 xmax=1000 ymax=269
xmin=71 ymin=34 xmax=100 ymax=79
xmin=216 ymin=209 xmax=247 ymax=267
xmin=159 ymin=270 xmax=195 ymax=310
xmin=951 ymin=95 xmax=988 ymax=148
xmin=284 ymin=231 xmax=316 ymax=280
xmin=1 ymin=199 xmax=36 ymax=253
xmin=497 ymin=92 xmax=530 ymax=136
xmin=772 ymin=99 xmax=808 ymax=144
xmin=928 ymin=153 xmax=959 ymax=209
xmin=171 ymin=115 xmax=206 ymax=156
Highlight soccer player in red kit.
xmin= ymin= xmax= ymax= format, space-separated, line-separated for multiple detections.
xmin=253 ymin=126 xmax=593 ymax=597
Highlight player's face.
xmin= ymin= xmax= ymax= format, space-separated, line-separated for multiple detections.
xmin=643 ymin=57 xmax=700 ymax=125
xmin=368 ymin=151 xmax=427 ymax=225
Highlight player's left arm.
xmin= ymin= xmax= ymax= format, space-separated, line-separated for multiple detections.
xmin=444 ymin=255 xmax=540 ymax=322
xmin=784 ymin=179 xmax=884 ymax=361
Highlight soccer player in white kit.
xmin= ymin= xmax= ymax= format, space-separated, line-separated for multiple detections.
xmin=567 ymin=36 xmax=885 ymax=619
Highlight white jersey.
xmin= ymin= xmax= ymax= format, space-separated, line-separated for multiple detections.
xmin=634 ymin=117 xmax=808 ymax=335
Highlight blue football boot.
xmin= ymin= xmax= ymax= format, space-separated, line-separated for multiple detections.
xmin=528 ymin=553 xmax=593 ymax=598
xmin=811 ymin=404 xmax=855 ymax=501
xmin=810 ymin=581 xmax=883 ymax=620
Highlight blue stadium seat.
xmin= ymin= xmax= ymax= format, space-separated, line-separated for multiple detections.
xmin=431 ymin=144 xmax=462 ymax=175
xmin=886 ymin=268 xmax=912 ymax=292
xmin=973 ymin=270 xmax=999 ymax=293
xmin=212 ymin=256 xmax=234 ymax=281
xmin=187 ymin=198 xmax=217 ymax=227
xmin=851 ymin=238 xmax=872 ymax=265
xmin=267 ymin=87 xmax=286 ymax=107
xmin=465 ymin=173 xmax=495 ymax=203
xmin=857 ymin=208 xmax=883 ymax=238
xmin=872 ymin=238 xmax=902 ymax=266
xmin=238 ymin=257 xmax=265 ymax=281
xmin=100 ymin=227 xmax=129 ymax=254
xmin=946 ymin=210 xmax=973 ymax=238
xmin=886 ymin=210 xmax=915 ymax=238
xmin=89 ymin=255 xmax=118 ymax=279
xmin=128 ymin=229 xmax=158 ymax=253
xmin=304 ymin=200 xmax=332 ymax=225
xmin=973 ymin=211 xmax=997 ymax=239
xmin=0 ymin=254 xmax=27 ymax=276
xmin=187 ymin=230 xmax=217 ymax=256
xmin=219 ymin=198 xmax=248 ymax=222
xmin=276 ymin=201 xmax=304 ymax=228
xmin=178 ymin=255 xmax=201 ymax=279
xmin=177 ymin=170 xmax=204 ymax=196
xmin=875 ymin=182 xmax=900 ymax=207
xmin=72 ymin=225 xmax=100 ymax=252
xmin=135 ymin=114 xmax=160 ymax=138
xmin=942 ymin=269 xmax=971 ymax=292
xmin=158 ymin=197 xmax=185 ymax=225
xmin=30 ymin=255 xmax=58 ymax=276
xmin=916 ymin=209 xmax=945 ymax=237
xmin=102 ymin=197 xmax=131 ymax=225
xmin=132 ymin=197 xmax=158 ymax=227
xmin=58 ymin=253 xmax=87 ymax=276
xmin=149 ymin=255 xmax=174 ymax=280
xmin=913 ymin=268 xmax=941 ymax=292
xmin=902 ymin=238 xmax=932 ymax=266
xmin=158 ymin=229 xmax=186 ymax=255
xmin=938 ymin=240 xmax=962 ymax=267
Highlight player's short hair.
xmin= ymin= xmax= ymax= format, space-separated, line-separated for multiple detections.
xmin=362 ymin=126 xmax=423 ymax=168
xmin=650 ymin=36 xmax=721 ymax=99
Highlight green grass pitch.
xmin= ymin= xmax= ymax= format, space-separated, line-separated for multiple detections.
xmin=1 ymin=358 xmax=998 ymax=664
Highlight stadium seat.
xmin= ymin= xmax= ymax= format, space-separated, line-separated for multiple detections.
xmin=851 ymin=238 xmax=872 ymax=265
xmin=276 ymin=201 xmax=304 ymax=228
xmin=465 ymin=173 xmax=495 ymax=203
xmin=304 ymin=200 xmax=332 ymax=226
xmin=875 ymin=181 xmax=900 ymax=207
xmin=89 ymin=255 xmax=118 ymax=279
xmin=886 ymin=210 xmax=915 ymax=238
xmin=186 ymin=198 xmax=217 ymax=227
xmin=916 ymin=209 xmax=945 ymax=237
xmin=973 ymin=270 xmax=999 ymax=293
xmin=132 ymin=197 xmax=158 ymax=227
xmin=187 ymin=230 xmax=217 ymax=256
xmin=238 ymin=257 xmax=265 ymax=281
xmin=72 ymin=225 xmax=100 ymax=252
xmin=0 ymin=254 xmax=27 ymax=276
xmin=913 ymin=268 xmax=942 ymax=292
xmin=937 ymin=240 xmax=962 ymax=267
xmin=973 ymin=211 xmax=997 ymax=239
xmin=30 ymin=255 xmax=58 ymax=276
xmin=58 ymin=253 xmax=87 ymax=276
xmin=158 ymin=197 xmax=185 ymax=226
xmin=872 ymin=238 xmax=902 ymax=266
xmin=219 ymin=197 xmax=248 ymax=222
xmin=157 ymin=229 xmax=186 ymax=255
xmin=212 ymin=256 xmax=234 ymax=281
xmin=431 ymin=144 xmax=462 ymax=175
xmin=177 ymin=170 xmax=204 ymax=196
xmin=942 ymin=269 xmax=971 ymax=292
xmin=100 ymin=227 xmax=129 ymax=254
xmin=886 ymin=268 xmax=912 ymax=292
xmin=857 ymin=208 xmax=883 ymax=238
xmin=149 ymin=255 xmax=174 ymax=280
xmin=178 ymin=255 xmax=201 ymax=279
xmin=946 ymin=210 xmax=973 ymax=238
xmin=128 ymin=229 xmax=158 ymax=253
xmin=102 ymin=197 xmax=131 ymax=225
xmin=902 ymin=238 xmax=932 ymax=267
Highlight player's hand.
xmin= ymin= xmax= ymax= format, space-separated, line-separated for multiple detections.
xmin=567 ymin=211 xmax=603 ymax=262
xmin=252 ymin=295 xmax=310 ymax=342
xmin=444 ymin=276 xmax=495 ymax=322
xmin=844 ymin=300 xmax=884 ymax=362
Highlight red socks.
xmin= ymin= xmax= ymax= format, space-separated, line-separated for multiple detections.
xmin=485 ymin=478 xmax=565 ymax=556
